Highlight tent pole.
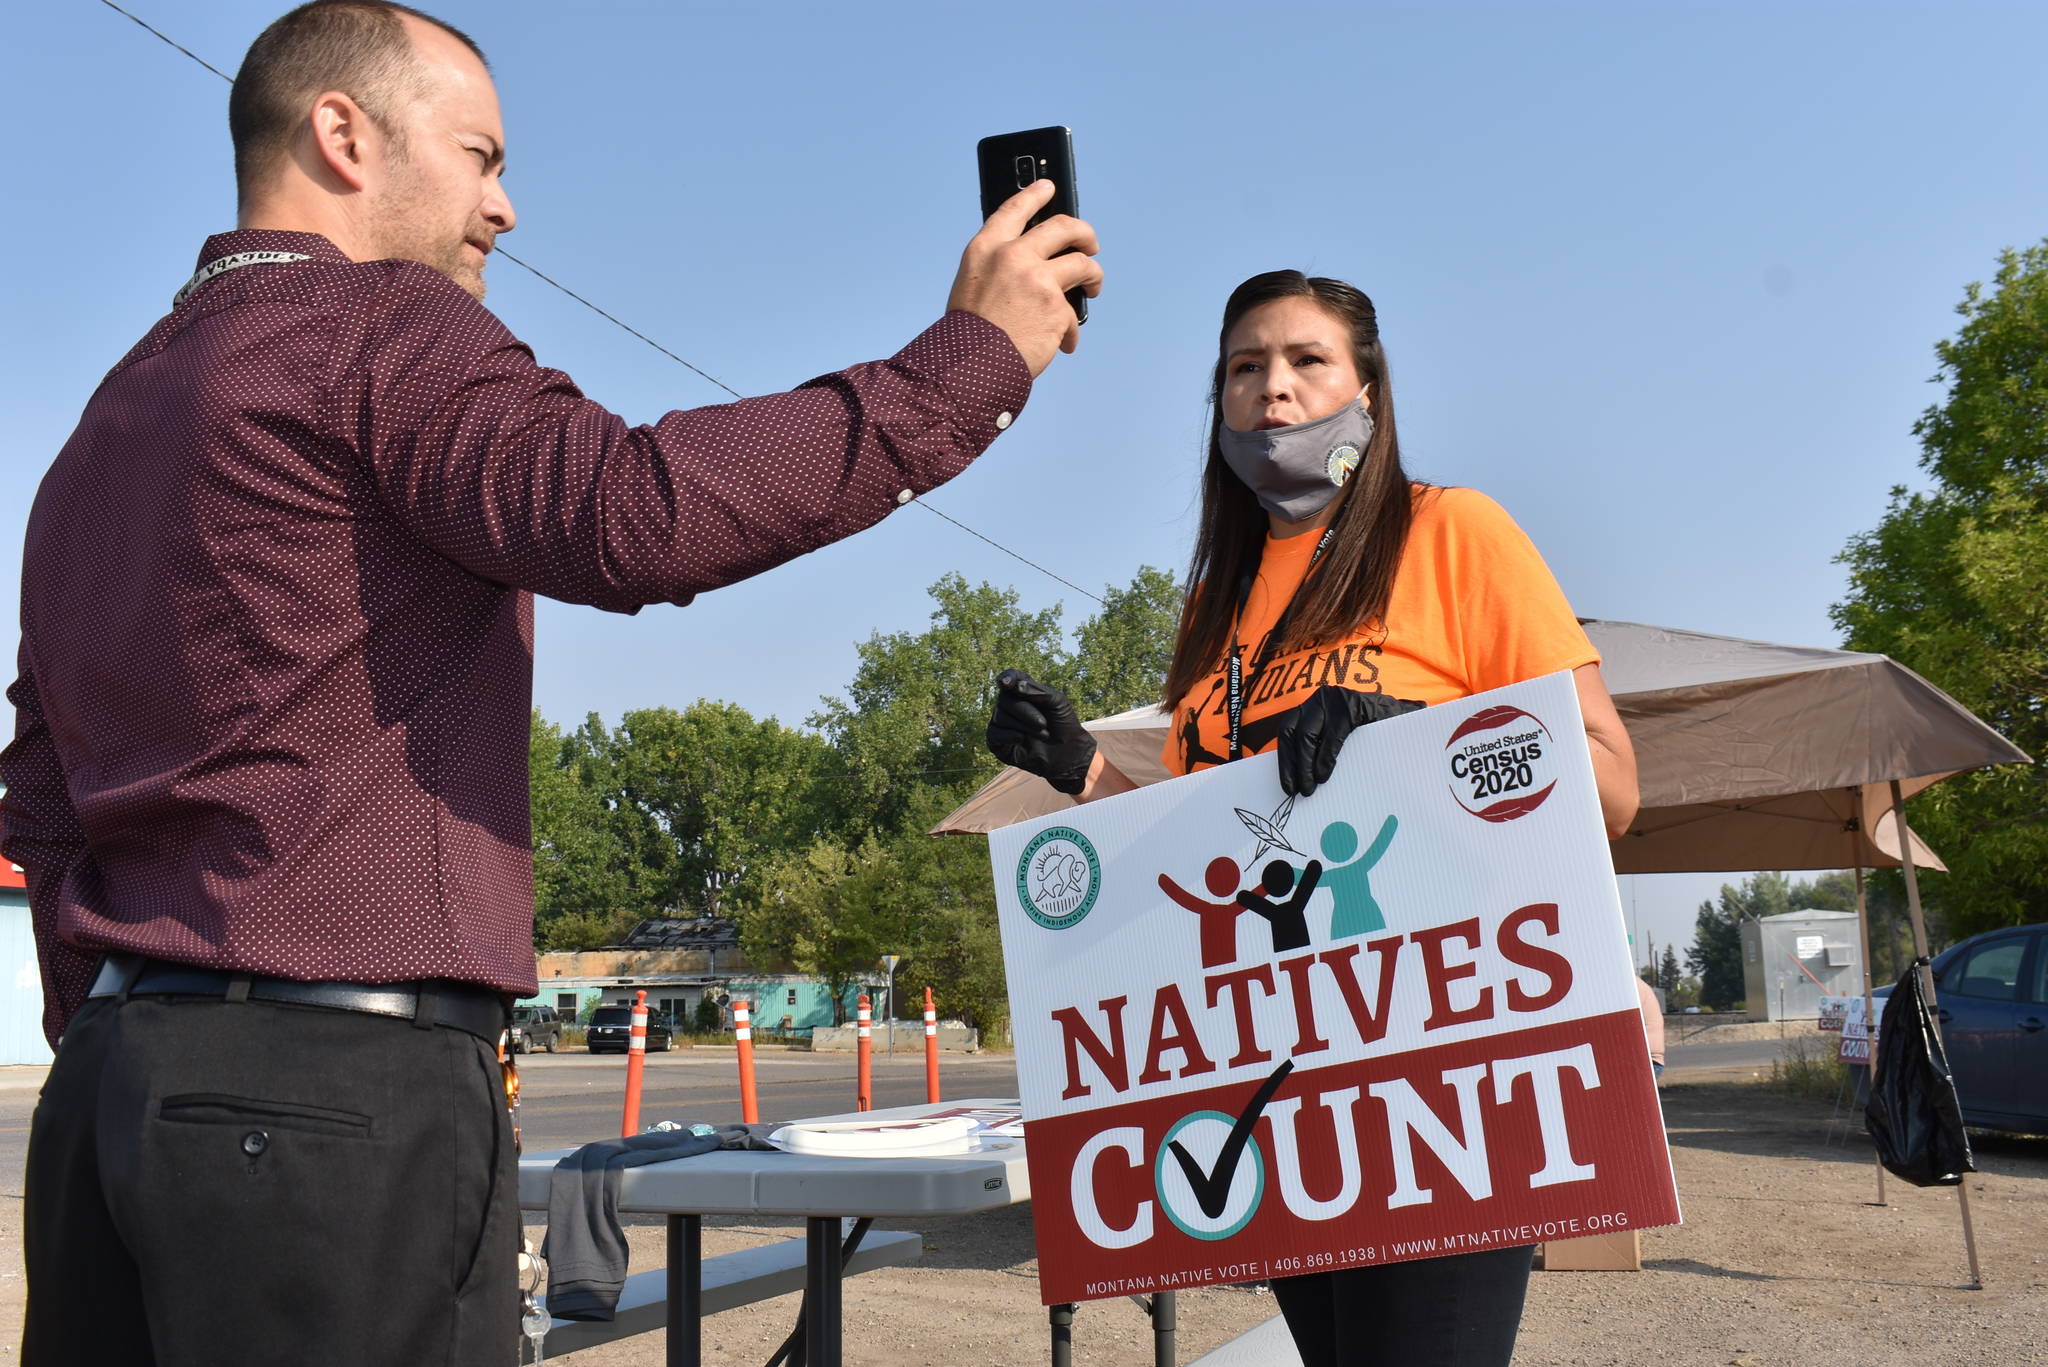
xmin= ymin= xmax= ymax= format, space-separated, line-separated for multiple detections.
xmin=1849 ymin=845 xmax=1883 ymax=1206
xmin=1888 ymin=779 xmax=1983 ymax=1289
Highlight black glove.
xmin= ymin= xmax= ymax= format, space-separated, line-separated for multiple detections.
xmin=1275 ymin=686 xmax=1425 ymax=797
xmin=986 ymin=669 xmax=1098 ymax=796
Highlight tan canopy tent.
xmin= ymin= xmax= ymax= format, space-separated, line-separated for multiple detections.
xmin=933 ymin=619 xmax=2027 ymax=875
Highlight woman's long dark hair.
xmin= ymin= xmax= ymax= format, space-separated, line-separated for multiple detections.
xmin=1161 ymin=271 xmax=1421 ymax=709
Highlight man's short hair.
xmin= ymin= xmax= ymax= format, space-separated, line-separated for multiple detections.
xmin=228 ymin=0 xmax=489 ymax=204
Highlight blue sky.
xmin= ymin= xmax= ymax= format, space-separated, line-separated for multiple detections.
xmin=7 ymin=1 xmax=2044 ymax=961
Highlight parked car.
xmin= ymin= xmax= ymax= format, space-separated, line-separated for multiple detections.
xmin=508 ymin=1004 xmax=562 ymax=1054
xmin=1868 ymin=922 xmax=2047 ymax=1133
xmin=585 ymin=1004 xmax=675 ymax=1054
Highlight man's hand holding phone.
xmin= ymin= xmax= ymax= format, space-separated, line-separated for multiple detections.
xmin=947 ymin=180 xmax=1103 ymax=377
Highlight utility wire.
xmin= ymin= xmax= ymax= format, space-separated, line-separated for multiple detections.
xmin=491 ymin=247 xmax=744 ymax=400
xmin=94 ymin=0 xmax=1105 ymax=607
xmin=911 ymin=503 xmax=1100 ymax=603
xmin=98 ymin=0 xmax=232 ymax=79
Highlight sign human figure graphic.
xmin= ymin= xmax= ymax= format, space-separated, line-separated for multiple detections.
xmin=1157 ymin=857 xmax=1248 ymax=968
xmin=1317 ymin=815 xmax=1399 ymax=937
xmin=1235 ymin=858 xmax=1324 ymax=953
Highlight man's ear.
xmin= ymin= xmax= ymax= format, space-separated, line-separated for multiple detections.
xmin=305 ymin=90 xmax=378 ymax=193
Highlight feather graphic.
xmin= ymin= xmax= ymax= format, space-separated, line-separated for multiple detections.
xmin=1235 ymin=795 xmax=1302 ymax=858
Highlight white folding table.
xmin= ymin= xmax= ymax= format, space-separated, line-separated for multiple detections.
xmin=519 ymin=1097 xmax=1182 ymax=1367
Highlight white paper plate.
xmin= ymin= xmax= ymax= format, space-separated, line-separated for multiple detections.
xmin=768 ymin=1115 xmax=979 ymax=1158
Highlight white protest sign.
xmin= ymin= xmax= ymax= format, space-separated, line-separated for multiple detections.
xmin=989 ymin=671 xmax=1681 ymax=1305
xmin=1820 ymin=994 xmax=1881 ymax=1063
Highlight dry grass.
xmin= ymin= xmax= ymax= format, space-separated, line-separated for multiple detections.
xmin=1769 ymin=1029 xmax=1851 ymax=1099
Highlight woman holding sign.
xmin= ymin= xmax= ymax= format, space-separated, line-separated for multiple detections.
xmin=987 ymin=270 xmax=1638 ymax=1367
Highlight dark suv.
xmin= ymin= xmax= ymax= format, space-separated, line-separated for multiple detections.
xmin=509 ymin=1004 xmax=562 ymax=1054
xmin=586 ymin=1004 xmax=674 ymax=1054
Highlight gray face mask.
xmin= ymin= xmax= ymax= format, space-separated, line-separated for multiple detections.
xmin=1217 ymin=397 xmax=1375 ymax=522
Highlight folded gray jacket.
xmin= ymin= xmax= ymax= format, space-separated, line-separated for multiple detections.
xmin=544 ymin=1124 xmax=782 ymax=1320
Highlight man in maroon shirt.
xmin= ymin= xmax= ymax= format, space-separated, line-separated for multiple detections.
xmin=2 ymin=3 xmax=1100 ymax=1362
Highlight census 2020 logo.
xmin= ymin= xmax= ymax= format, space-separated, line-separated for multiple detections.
xmin=1016 ymin=826 xmax=1102 ymax=930
xmin=1445 ymin=704 xmax=1558 ymax=823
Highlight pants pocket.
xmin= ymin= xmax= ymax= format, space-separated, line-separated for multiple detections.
xmin=159 ymin=1092 xmax=374 ymax=1139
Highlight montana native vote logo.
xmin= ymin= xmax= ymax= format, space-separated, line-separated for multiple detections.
xmin=1017 ymin=826 xmax=1102 ymax=930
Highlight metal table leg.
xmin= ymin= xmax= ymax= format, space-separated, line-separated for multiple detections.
xmin=804 ymin=1217 xmax=843 ymax=1367
xmin=1048 ymin=1302 xmax=1075 ymax=1367
xmin=1151 ymin=1290 xmax=1177 ymax=1366
xmin=667 ymin=1213 xmax=701 ymax=1367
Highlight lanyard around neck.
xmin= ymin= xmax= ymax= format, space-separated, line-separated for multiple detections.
xmin=173 ymin=250 xmax=312 ymax=307
xmin=1224 ymin=526 xmax=1335 ymax=761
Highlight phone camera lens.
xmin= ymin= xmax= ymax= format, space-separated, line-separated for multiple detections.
xmin=1013 ymin=155 xmax=1038 ymax=188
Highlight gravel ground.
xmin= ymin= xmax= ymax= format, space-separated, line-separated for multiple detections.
xmin=523 ymin=1075 xmax=2047 ymax=1367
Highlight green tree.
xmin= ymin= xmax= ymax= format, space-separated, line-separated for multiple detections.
xmin=529 ymin=711 xmax=646 ymax=948
xmin=693 ymin=994 xmax=723 ymax=1033
xmin=737 ymin=791 xmax=1016 ymax=1036
xmin=589 ymin=702 xmax=835 ymax=916
xmin=1069 ymin=566 xmax=1182 ymax=718
xmin=1791 ymin=871 xmax=1856 ymax=912
xmin=1686 ymin=894 xmax=1746 ymax=1010
xmin=1687 ymin=872 xmax=1795 ymax=1009
xmin=883 ymin=790 xmax=1016 ymax=1037
xmin=736 ymin=836 xmax=895 ymax=1022
xmin=1657 ymin=944 xmax=1682 ymax=995
xmin=810 ymin=566 xmax=1186 ymax=837
xmin=1833 ymin=241 xmax=2048 ymax=939
xmin=812 ymin=573 xmax=1069 ymax=835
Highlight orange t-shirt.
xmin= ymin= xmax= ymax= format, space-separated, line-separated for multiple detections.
xmin=1163 ymin=485 xmax=1599 ymax=775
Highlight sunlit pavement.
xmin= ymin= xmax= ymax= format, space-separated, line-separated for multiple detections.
xmin=513 ymin=1047 xmax=1022 ymax=1149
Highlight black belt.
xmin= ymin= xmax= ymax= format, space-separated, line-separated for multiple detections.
xmin=88 ymin=956 xmax=509 ymax=1043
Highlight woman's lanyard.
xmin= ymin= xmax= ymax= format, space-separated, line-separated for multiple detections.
xmin=1224 ymin=527 xmax=1334 ymax=761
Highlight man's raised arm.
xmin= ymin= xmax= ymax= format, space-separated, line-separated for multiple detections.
xmin=347 ymin=179 xmax=1102 ymax=610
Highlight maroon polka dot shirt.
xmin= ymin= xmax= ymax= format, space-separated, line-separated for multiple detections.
xmin=2 ymin=229 xmax=1031 ymax=1047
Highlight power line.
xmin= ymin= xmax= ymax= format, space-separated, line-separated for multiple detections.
xmin=97 ymin=0 xmax=232 ymax=79
xmin=915 ymin=502 xmax=1099 ymax=603
xmin=93 ymin=0 xmax=1104 ymax=607
xmin=490 ymin=247 xmax=744 ymax=400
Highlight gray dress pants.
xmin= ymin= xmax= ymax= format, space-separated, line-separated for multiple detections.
xmin=24 ymin=992 xmax=518 ymax=1366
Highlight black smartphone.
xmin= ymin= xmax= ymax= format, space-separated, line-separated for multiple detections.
xmin=976 ymin=125 xmax=1087 ymax=325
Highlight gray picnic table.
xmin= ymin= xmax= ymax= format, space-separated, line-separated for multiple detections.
xmin=517 ymin=1097 xmax=1178 ymax=1367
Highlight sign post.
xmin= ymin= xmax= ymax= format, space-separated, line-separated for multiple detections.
xmin=881 ymin=953 xmax=902 ymax=1055
xmin=988 ymin=672 xmax=1680 ymax=1305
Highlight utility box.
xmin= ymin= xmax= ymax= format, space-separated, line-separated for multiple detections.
xmin=1740 ymin=909 xmax=1863 ymax=1021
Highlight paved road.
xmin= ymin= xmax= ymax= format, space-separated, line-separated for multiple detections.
xmin=1663 ymin=1036 xmax=1801 ymax=1072
xmin=513 ymin=1048 xmax=1022 ymax=1150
